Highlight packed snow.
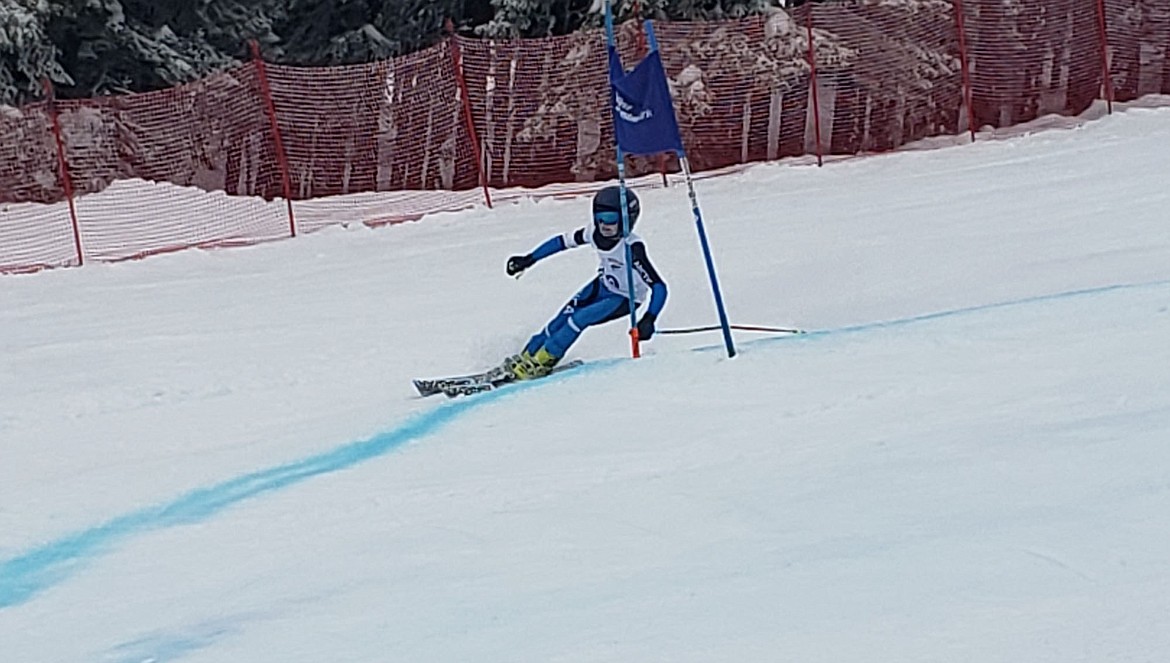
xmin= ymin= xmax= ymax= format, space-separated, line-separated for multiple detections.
xmin=2 ymin=101 xmax=1169 ymax=662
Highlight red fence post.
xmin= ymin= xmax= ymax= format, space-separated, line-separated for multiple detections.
xmin=42 ymin=79 xmax=84 ymax=267
xmin=804 ymin=7 xmax=824 ymax=167
xmin=1094 ymin=0 xmax=1115 ymax=114
xmin=250 ymin=41 xmax=298 ymax=237
xmin=446 ymin=23 xmax=493 ymax=209
xmin=952 ymin=0 xmax=977 ymax=141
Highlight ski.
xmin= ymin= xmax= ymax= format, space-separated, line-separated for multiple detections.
xmin=413 ymin=360 xmax=584 ymax=398
xmin=439 ymin=359 xmax=584 ymax=398
xmin=412 ymin=365 xmax=510 ymax=398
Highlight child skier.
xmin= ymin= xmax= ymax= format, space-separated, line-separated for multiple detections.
xmin=503 ymin=185 xmax=668 ymax=379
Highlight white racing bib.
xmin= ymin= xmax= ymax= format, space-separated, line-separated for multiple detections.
xmin=564 ymin=228 xmax=650 ymax=304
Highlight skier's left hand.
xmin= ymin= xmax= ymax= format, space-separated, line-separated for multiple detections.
xmin=636 ymin=312 xmax=657 ymax=341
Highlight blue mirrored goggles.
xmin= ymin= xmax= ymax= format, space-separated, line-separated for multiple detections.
xmin=594 ymin=210 xmax=622 ymax=225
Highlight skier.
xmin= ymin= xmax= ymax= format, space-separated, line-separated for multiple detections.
xmin=503 ymin=185 xmax=668 ymax=380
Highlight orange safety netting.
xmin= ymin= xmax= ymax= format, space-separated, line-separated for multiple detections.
xmin=2 ymin=0 xmax=1168 ymax=272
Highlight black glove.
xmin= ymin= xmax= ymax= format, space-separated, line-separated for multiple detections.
xmin=506 ymin=254 xmax=536 ymax=276
xmin=636 ymin=311 xmax=657 ymax=341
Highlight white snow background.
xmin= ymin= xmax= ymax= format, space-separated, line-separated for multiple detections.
xmin=2 ymin=102 xmax=1170 ymax=662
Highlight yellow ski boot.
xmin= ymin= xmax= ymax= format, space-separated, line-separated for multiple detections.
xmin=505 ymin=347 xmax=560 ymax=380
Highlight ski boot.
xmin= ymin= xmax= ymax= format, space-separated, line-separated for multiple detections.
xmin=504 ymin=347 xmax=559 ymax=380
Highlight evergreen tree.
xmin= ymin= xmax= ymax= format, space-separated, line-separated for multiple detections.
xmin=3 ymin=0 xmax=288 ymax=104
xmin=43 ymin=0 xmax=283 ymax=100
xmin=583 ymin=0 xmax=780 ymax=23
xmin=372 ymin=0 xmax=466 ymax=54
xmin=662 ymin=0 xmax=777 ymax=20
xmin=0 ymin=0 xmax=69 ymax=105
xmin=2 ymin=0 xmax=797 ymax=107
xmin=276 ymin=0 xmax=473 ymax=64
xmin=477 ymin=0 xmax=594 ymax=38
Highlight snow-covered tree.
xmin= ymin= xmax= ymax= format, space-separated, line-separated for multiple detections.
xmin=274 ymin=0 xmax=470 ymax=64
xmin=664 ymin=0 xmax=778 ymax=20
xmin=0 ymin=0 xmax=70 ymax=105
xmin=581 ymin=0 xmax=781 ymax=25
xmin=817 ymin=0 xmax=959 ymax=150
xmin=476 ymin=0 xmax=594 ymax=38
xmin=655 ymin=8 xmax=855 ymax=165
xmin=1104 ymin=0 xmax=1170 ymax=100
xmin=22 ymin=0 xmax=286 ymax=103
xmin=514 ymin=29 xmax=609 ymax=179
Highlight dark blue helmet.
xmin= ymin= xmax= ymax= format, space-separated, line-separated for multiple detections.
xmin=592 ymin=185 xmax=640 ymax=239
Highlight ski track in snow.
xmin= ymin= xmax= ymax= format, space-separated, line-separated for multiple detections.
xmin=3 ymin=276 xmax=1167 ymax=610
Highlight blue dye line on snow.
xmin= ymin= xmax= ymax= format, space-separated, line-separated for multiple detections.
xmin=104 ymin=623 xmax=235 ymax=663
xmin=2 ymin=277 xmax=1166 ymax=609
xmin=693 ymin=277 xmax=1170 ymax=355
xmin=795 ymin=279 xmax=1170 ymax=340
xmin=0 ymin=366 xmax=603 ymax=610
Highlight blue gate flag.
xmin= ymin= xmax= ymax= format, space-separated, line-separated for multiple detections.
xmin=607 ymin=46 xmax=685 ymax=157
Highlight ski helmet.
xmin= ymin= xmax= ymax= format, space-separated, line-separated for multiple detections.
xmin=592 ymin=185 xmax=640 ymax=239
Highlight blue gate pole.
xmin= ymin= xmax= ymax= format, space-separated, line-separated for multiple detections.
xmin=606 ymin=0 xmax=642 ymax=358
xmin=645 ymin=21 xmax=736 ymax=359
xmin=678 ymin=154 xmax=736 ymax=358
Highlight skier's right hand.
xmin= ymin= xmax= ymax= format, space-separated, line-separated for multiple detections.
xmin=506 ymin=254 xmax=535 ymax=277
xmin=636 ymin=311 xmax=658 ymax=341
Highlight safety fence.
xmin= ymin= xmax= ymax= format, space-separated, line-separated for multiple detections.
xmin=2 ymin=0 xmax=1167 ymax=272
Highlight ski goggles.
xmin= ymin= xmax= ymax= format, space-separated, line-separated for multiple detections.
xmin=594 ymin=210 xmax=623 ymax=237
xmin=594 ymin=210 xmax=622 ymax=226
